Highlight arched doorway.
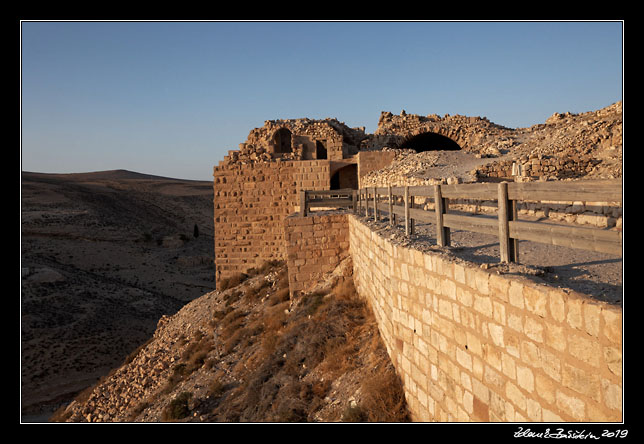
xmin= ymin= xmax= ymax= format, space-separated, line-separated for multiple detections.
xmin=273 ymin=128 xmax=293 ymax=154
xmin=398 ymin=132 xmax=461 ymax=152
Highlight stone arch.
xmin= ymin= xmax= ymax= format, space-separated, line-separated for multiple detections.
xmin=398 ymin=131 xmax=461 ymax=152
xmin=273 ymin=127 xmax=293 ymax=154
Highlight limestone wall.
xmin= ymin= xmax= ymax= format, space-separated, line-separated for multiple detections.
xmin=283 ymin=212 xmax=350 ymax=296
xmin=212 ymin=160 xmax=332 ymax=287
xmin=356 ymin=151 xmax=397 ymax=188
xmin=348 ymin=214 xmax=622 ymax=422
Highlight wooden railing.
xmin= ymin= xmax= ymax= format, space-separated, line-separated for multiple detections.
xmin=300 ymin=180 xmax=622 ymax=263
xmin=299 ymin=188 xmax=357 ymax=217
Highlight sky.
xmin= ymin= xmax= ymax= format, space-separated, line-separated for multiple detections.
xmin=20 ymin=21 xmax=623 ymax=181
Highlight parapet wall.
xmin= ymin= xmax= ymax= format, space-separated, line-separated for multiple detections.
xmin=213 ymin=160 xmax=332 ymax=287
xmin=348 ymin=215 xmax=622 ymax=422
xmin=283 ymin=212 xmax=350 ymax=296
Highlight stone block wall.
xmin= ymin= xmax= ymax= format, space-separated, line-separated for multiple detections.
xmin=283 ymin=212 xmax=350 ymax=296
xmin=348 ymin=215 xmax=622 ymax=422
xmin=212 ymin=159 xmax=331 ymax=287
xmin=356 ymin=151 xmax=396 ymax=188
xmin=476 ymin=155 xmax=603 ymax=181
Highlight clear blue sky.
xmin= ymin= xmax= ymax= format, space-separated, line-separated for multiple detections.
xmin=21 ymin=21 xmax=623 ymax=181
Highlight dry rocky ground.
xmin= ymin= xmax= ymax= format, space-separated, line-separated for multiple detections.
xmin=21 ymin=170 xmax=215 ymax=421
xmin=50 ymin=259 xmax=409 ymax=423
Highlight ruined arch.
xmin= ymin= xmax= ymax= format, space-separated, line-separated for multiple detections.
xmin=398 ymin=131 xmax=461 ymax=152
xmin=273 ymin=127 xmax=293 ymax=154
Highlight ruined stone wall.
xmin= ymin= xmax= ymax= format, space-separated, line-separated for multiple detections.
xmin=348 ymin=215 xmax=622 ymax=422
xmin=283 ymin=212 xmax=350 ymax=296
xmin=475 ymin=154 xmax=603 ymax=181
xmin=213 ymin=159 xmax=331 ymax=287
xmin=362 ymin=110 xmax=518 ymax=156
xmin=355 ymin=151 xmax=397 ymax=188
xmin=223 ymin=118 xmax=366 ymax=166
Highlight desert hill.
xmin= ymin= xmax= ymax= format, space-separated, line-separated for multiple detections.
xmin=21 ymin=170 xmax=215 ymax=420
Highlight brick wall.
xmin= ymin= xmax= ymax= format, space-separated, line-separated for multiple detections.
xmin=212 ymin=160 xmax=331 ymax=288
xmin=348 ymin=214 xmax=622 ymax=422
xmin=283 ymin=212 xmax=350 ymax=296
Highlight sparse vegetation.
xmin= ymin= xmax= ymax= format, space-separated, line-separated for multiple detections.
xmin=53 ymin=259 xmax=410 ymax=423
xmin=195 ymin=261 xmax=410 ymax=422
xmin=162 ymin=392 xmax=192 ymax=421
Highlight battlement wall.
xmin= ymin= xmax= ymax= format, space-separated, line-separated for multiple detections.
xmin=213 ymin=160 xmax=332 ymax=287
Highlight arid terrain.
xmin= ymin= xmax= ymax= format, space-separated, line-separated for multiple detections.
xmin=21 ymin=102 xmax=623 ymax=423
xmin=21 ymin=170 xmax=215 ymax=421
xmin=50 ymin=259 xmax=409 ymax=423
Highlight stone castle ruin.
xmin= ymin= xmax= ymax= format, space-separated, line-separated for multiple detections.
xmin=212 ymin=103 xmax=622 ymax=423
xmin=213 ymin=103 xmax=622 ymax=286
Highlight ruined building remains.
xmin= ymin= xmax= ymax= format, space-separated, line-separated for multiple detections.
xmin=213 ymin=103 xmax=622 ymax=287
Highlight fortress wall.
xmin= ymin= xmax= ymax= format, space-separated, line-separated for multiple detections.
xmin=347 ymin=214 xmax=622 ymax=422
xmin=356 ymin=151 xmax=397 ymax=188
xmin=212 ymin=160 xmax=331 ymax=287
xmin=283 ymin=212 xmax=350 ymax=296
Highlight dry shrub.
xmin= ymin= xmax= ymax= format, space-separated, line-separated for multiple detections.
xmin=201 ymin=264 xmax=410 ymax=422
xmin=359 ymin=369 xmax=410 ymax=422
xmin=219 ymin=273 xmax=248 ymax=291
xmin=243 ymin=277 xmax=271 ymax=303
xmin=268 ymin=287 xmax=290 ymax=306
xmin=162 ymin=392 xmax=192 ymax=421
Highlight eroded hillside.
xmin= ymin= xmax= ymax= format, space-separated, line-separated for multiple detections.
xmin=21 ymin=171 xmax=215 ymax=419
xmin=52 ymin=260 xmax=410 ymax=422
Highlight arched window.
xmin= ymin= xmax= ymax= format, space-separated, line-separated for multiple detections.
xmin=273 ymin=128 xmax=293 ymax=154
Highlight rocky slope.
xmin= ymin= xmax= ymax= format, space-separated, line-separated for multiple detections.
xmin=21 ymin=171 xmax=215 ymax=420
xmin=51 ymin=259 xmax=410 ymax=423
xmin=361 ymin=102 xmax=622 ymax=186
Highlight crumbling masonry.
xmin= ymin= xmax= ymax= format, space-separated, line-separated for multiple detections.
xmin=213 ymin=104 xmax=622 ymax=287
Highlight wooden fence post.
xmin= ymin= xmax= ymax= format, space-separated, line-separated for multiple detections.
xmin=352 ymin=190 xmax=357 ymax=213
xmin=365 ymin=189 xmax=369 ymax=217
xmin=300 ymin=190 xmax=307 ymax=217
xmin=388 ymin=186 xmax=393 ymax=227
xmin=434 ymin=184 xmax=450 ymax=246
xmin=410 ymin=194 xmax=415 ymax=235
xmin=373 ymin=187 xmax=378 ymax=222
xmin=404 ymin=186 xmax=410 ymax=235
xmin=498 ymin=182 xmax=518 ymax=263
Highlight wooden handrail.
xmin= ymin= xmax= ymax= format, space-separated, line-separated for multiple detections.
xmin=351 ymin=179 xmax=622 ymax=262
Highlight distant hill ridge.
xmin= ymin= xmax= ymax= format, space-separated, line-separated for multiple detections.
xmin=21 ymin=169 xmax=208 ymax=183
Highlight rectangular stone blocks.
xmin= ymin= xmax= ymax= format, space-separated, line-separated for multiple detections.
xmin=348 ymin=214 xmax=622 ymax=422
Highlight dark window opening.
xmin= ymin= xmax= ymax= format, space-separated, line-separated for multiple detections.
xmin=398 ymin=132 xmax=461 ymax=152
xmin=316 ymin=140 xmax=327 ymax=159
xmin=330 ymin=164 xmax=358 ymax=190
xmin=273 ymin=128 xmax=293 ymax=154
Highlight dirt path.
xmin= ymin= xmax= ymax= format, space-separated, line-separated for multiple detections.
xmin=356 ymin=213 xmax=622 ymax=306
